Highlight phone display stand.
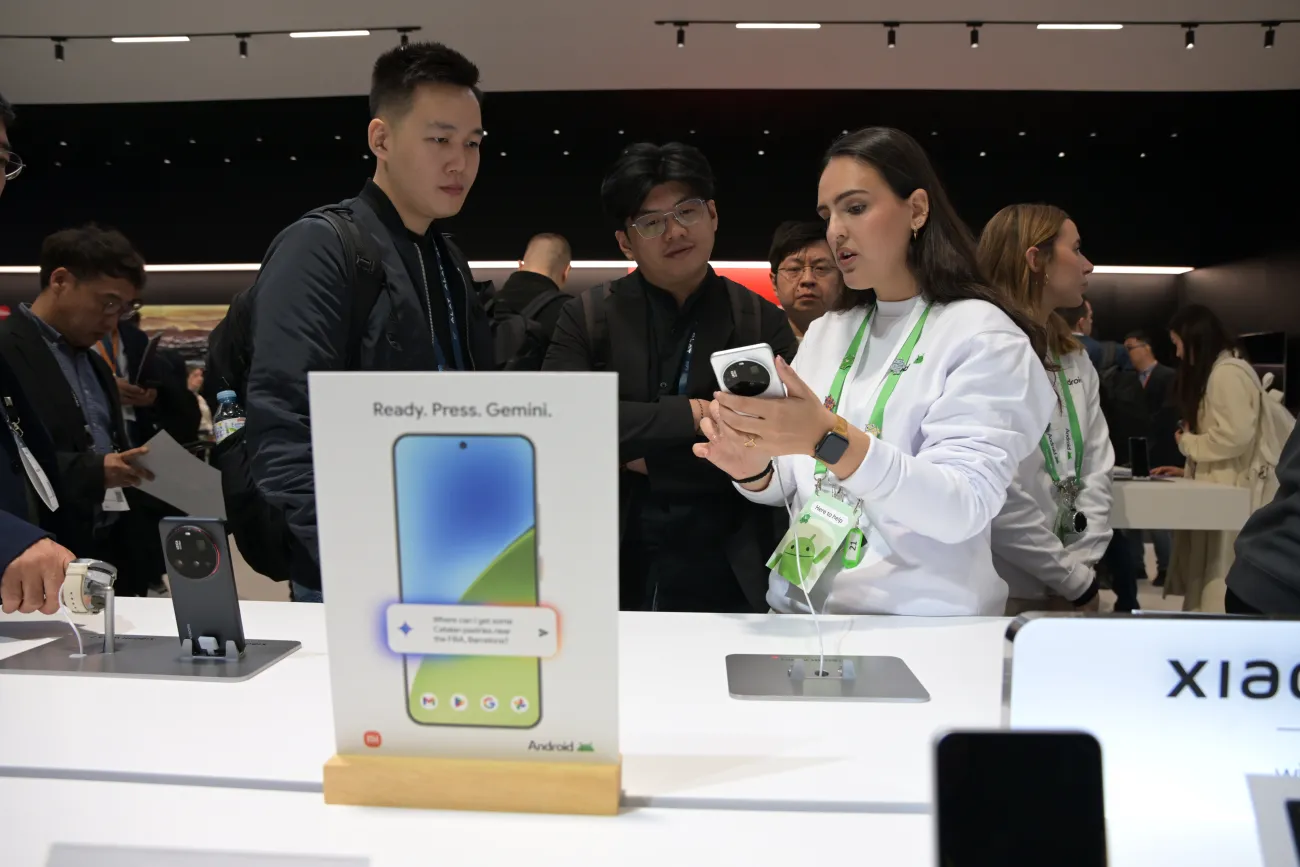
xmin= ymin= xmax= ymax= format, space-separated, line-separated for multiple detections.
xmin=725 ymin=654 xmax=930 ymax=702
xmin=322 ymin=753 xmax=622 ymax=816
xmin=180 ymin=636 xmax=244 ymax=660
xmin=0 ymin=589 xmax=297 ymax=682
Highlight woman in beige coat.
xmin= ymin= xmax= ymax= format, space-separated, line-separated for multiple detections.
xmin=1152 ymin=305 xmax=1261 ymax=612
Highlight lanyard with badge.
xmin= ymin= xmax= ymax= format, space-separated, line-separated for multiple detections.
xmin=1041 ymin=355 xmax=1087 ymax=540
xmin=767 ymin=301 xmax=933 ymax=590
xmin=429 ymin=243 xmax=466 ymax=372
xmin=2 ymin=396 xmax=59 ymax=513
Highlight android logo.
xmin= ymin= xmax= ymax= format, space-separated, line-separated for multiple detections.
xmin=774 ymin=534 xmax=830 ymax=584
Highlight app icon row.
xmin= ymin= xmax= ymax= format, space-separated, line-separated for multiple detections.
xmin=419 ymin=693 xmax=530 ymax=713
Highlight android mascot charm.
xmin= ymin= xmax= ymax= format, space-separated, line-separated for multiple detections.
xmin=773 ymin=534 xmax=830 ymax=585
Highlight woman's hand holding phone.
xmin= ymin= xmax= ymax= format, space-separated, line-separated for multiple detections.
xmin=712 ymin=358 xmax=836 ymax=459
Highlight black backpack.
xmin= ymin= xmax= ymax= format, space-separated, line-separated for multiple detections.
xmin=486 ymin=289 xmax=567 ymax=371
xmin=1096 ymin=340 xmax=1153 ymax=466
xmin=204 ymin=205 xmax=386 ymax=581
xmin=580 ymin=279 xmax=764 ymax=366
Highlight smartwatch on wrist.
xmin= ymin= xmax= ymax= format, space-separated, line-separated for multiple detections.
xmin=814 ymin=415 xmax=851 ymax=466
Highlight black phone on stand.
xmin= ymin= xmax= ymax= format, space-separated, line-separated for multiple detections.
xmin=936 ymin=731 xmax=1107 ymax=866
xmin=158 ymin=517 xmax=246 ymax=657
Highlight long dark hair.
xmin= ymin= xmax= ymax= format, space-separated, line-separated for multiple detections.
xmin=1169 ymin=304 xmax=1238 ymax=433
xmin=823 ymin=127 xmax=1049 ymax=364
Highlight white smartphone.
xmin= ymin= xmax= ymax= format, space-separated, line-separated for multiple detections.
xmin=710 ymin=343 xmax=787 ymax=400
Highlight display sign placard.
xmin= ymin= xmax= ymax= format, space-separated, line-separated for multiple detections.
xmin=1010 ymin=616 xmax=1300 ymax=850
xmin=310 ymin=372 xmax=619 ymax=766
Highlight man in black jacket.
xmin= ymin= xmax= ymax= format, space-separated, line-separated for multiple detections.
xmin=0 ymin=91 xmax=77 ymax=614
xmin=1226 ymin=424 xmax=1300 ymax=614
xmin=245 ymin=42 xmax=494 ymax=602
xmin=543 ymin=142 xmax=797 ymax=612
xmin=0 ymin=227 xmax=154 ymax=587
xmin=489 ymin=233 xmax=572 ymax=368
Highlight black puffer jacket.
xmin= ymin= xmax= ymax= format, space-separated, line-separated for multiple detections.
xmin=244 ymin=182 xmax=493 ymax=589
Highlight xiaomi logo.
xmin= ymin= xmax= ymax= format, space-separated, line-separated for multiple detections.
xmin=1168 ymin=659 xmax=1300 ymax=699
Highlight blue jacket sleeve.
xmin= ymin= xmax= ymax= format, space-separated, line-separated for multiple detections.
xmin=0 ymin=510 xmax=52 ymax=576
xmin=244 ymin=218 xmax=351 ymax=564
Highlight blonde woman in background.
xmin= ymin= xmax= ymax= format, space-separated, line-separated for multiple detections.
xmin=1152 ymin=305 xmax=1260 ymax=612
xmin=979 ymin=205 xmax=1113 ymax=614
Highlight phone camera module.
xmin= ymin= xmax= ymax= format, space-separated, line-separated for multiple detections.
xmin=166 ymin=525 xmax=220 ymax=580
xmin=723 ymin=359 xmax=771 ymax=397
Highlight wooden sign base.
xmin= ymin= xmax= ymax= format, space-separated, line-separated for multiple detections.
xmin=323 ymin=753 xmax=622 ymax=816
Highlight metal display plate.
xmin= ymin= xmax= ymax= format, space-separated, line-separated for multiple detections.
xmin=0 ymin=633 xmax=300 ymax=682
xmin=726 ymin=654 xmax=930 ymax=702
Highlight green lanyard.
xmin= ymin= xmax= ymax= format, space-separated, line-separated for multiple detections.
xmin=815 ymin=301 xmax=933 ymax=477
xmin=1039 ymin=356 xmax=1085 ymax=483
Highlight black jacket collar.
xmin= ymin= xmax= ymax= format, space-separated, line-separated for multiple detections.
xmin=359 ymin=179 xmax=437 ymax=242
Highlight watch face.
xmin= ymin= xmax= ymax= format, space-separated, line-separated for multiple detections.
xmin=816 ymin=432 xmax=851 ymax=465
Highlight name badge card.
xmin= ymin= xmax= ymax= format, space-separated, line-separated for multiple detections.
xmin=1010 ymin=615 xmax=1300 ymax=865
xmin=309 ymin=373 xmax=619 ymax=768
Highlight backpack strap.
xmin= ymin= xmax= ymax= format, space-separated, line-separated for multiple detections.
xmin=581 ymin=284 xmax=613 ymax=369
xmin=519 ymin=287 xmax=565 ymax=321
xmin=313 ymin=206 xmax=386 ymax=370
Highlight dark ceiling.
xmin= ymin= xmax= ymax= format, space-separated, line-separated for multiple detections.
xmin=1 ymin=88 xmax=1297 ymax=266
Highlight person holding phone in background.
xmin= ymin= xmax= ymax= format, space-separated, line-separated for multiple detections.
xmin=978 ymin=204 xmax=1112 ymax=614
xmin=694 ymin=128 xmax=1053 ymax=616
xmin=1154 ymin=305 xmax=1263 ymax=612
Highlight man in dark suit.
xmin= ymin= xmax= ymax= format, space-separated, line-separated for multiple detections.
xmin=0 ymin=226 xmax=154 ymax=592
xmin=544 ymin=142 xmax=797 ymax=613
xmin=0 ymin=91 xmax=77 ymax=614
xmin=489 ymin=233 xmax=573 ymax=368
xmin=1125 ymin=330 xmax=1180 ymax=586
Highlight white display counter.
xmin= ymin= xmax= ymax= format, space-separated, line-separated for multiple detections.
xmin=0 ymin=775 xmax=1257 ymax=867
xmin=0 ymin=600 xmax=1005 ymax=809
xmin=1111 ymin=477 xmax=1252 ymax=530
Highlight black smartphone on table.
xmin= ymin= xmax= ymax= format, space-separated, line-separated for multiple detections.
xmin=158 ymin=517 xmax=246 ymax=656
xmin=936 ymin=731 xmax=1107 ymax=866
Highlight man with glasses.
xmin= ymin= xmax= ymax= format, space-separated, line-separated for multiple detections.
xmin=768 ymin=221 xmax=843 ymax=340
xmin=0 ymin=92 xmax=79 ymax=615
xmin=1125 ymin=329 xmax=1179 ymax=586
xmin=0 ymin=226 xmax=155 ymax=589
xmin=544 ymin=142 xmax=797 ymax=613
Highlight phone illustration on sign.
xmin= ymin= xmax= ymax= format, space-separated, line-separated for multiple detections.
xmin=393 ymin=434 xmax=542 ymax=728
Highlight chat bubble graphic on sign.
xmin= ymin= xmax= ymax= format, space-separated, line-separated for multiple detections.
xmin=386 ymin=603 xmax=559 ymax=658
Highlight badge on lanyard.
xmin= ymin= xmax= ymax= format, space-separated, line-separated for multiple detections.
xmin=102 ymin=486 xmax=130 ymax=512
xmin=3 ymin=397 xmax=59 ymax=512
xmin=767 ymin=489 xmax=859 ymax=593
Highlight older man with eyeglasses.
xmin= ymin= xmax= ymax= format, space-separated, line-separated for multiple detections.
xmin=544 ymin=142 xmax=797 ymax=614
xmin=768 ymin=221 xmax=844 ymax=340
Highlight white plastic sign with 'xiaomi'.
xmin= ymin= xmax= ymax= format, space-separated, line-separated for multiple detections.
xmin=1010 ymin=615 xmax=1300 ymax=864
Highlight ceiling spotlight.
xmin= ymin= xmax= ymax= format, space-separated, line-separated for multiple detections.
xmin=362 ymin=154 xmax=369 ymax=160
xmin=53 ymin=39 xmax=65 ymax=62
xmin=163 ymin=159 xmax=171 ymax=165
xmin=59 ymin=141 xmax=67 ymax=147
xmin=399 ymin=28 xmax=411 ymax=47
xmin=1089 ymin=131 xmax=1097 ymax=137
xmin=1264 ymin=24 xmax=1276 ymax=48
xmin=969 ymin=24 xmax=981 ymax=48
xmin=238 ymin=35 xmax=248 ymax=58
xmin=979 ymin=151 xmax=986 ymax=157
xmin=255 ymin=136 xmax=263 ymax=143
xmin=1140 ymin=152 xmax=1147 ymax=158
xmin=223 ymin=158 xmax=231 ymax=163
xmin=886 ymin=24 xmax=897 ymax=47
xmin=1170 ymin=132 xmax=1178 ymax=138
xmin=563 ymin=150 xmax=570 ymax=156
xmin=676 ymin=25 xmax=686 ymax=48
xmin=290 ymin=156 xmax=297 ymax=161
xmin=1184 ymin=25 xmax=1196 ymax=49
xmin=500 ymin=151 xmax=506 ymax=156
xmin=758 ymin=150 xmax=765 ymax=156
xmin=188 ymin=138 xmax=196 ymax=144
xmin=334 ymin=134 xmax=341 ymax=140
xmin=1018 ymin=130 xmax=1026 ymax=136
xmin=1058 ymin=151 xmax=1066 ymax=158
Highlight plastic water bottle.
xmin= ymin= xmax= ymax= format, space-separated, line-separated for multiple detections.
xmin=213 ymin=390 xmax=246 ymax=444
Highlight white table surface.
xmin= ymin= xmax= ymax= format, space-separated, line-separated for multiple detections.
xmin=0 ymin=777 xmax=933 ymax=867
xmin=0 ymin=599 xmax=1008 ymax=809
xmin=0 ymin=775 xmax=1260 ymax=867
xmin=1111 ymin=477 xmax=1252 ymax=530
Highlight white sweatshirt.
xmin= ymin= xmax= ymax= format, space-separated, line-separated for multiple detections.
xmin=739 ymin=296 xmax=1054 ymax=616
xmin=991 ymin=349 xmax=1115 ymax=602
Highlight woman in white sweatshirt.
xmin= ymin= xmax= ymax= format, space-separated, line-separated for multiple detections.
xmin=978 ymin=204 xmax=1112 ymax=614
xmin=692 ymin=127 xmax=1054 ymax=616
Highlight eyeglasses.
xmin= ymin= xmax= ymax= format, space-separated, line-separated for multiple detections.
xmin=104 ymin=297 xmax=144 ymax=319
xmin=1124 ymin=342 xmax=1148 ymax=351
xmin=1 ymin=151 xmax=23 ymax=181
xmin=628 ymin=199 xmax=707 ymax=240
xmin=777 ymin=263 xmax=838 ymax=281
